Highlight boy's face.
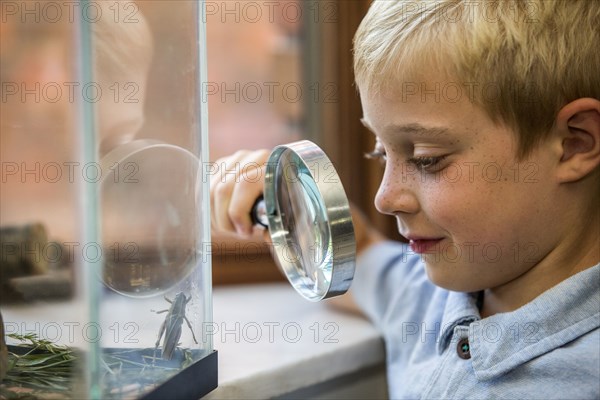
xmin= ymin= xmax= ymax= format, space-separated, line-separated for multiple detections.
xmin=360 ymin=80 xmax=563 ymax=292
xmin=97 ymin=74 xmax=147 ymax=156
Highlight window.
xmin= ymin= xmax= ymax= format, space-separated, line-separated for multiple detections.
xmin=202 ymin=0 xmax=397 ymax=284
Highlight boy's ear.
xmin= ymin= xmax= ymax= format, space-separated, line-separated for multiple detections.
xmin=555 ymin=98 xmax=600 ymax=183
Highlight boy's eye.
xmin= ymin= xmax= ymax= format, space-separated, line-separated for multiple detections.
xmin=406 ymin=155 xmax=447 ymax=172
xmin=365 ymin=143 xmax=448 ymax=173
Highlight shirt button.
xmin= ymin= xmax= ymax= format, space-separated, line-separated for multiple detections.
xmin=457 ymin=338 xmax=471 ymax=360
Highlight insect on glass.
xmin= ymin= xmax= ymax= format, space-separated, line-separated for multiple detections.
xmin=153 ymin=292 xmax=198 ymax=360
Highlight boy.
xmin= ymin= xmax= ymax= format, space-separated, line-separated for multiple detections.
xmin=211 ymin=1 xmax=599 ymax=398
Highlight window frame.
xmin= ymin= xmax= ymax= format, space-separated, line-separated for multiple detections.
xmin=212 ymin=0 xmax=399 ymax=285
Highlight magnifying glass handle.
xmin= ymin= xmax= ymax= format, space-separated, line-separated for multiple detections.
xmin=251 ymin=196 xmax=269 ymax=228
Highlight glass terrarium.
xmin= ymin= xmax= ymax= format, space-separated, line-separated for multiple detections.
xmin=0 ymin=1 xmax=216 ymax=398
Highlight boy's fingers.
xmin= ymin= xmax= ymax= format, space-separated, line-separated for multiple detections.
xmin=210 ymin=151 xmax=249 ymax=233
xmin=227 ymin=150 xmax=270 ymax=236
xmin=209 ymin=150 xmax=249 ymax=191
xmin=210 ymin=149 xmax=270 ymax=237
xmin=229 ymin=163 xmax=267 ymax=236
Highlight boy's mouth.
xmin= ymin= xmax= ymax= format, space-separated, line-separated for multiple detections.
xmin=407 ymin=238 xmax=444 ymax=254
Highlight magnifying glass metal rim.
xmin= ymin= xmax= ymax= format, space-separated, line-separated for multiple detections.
xmin=263 ymin=140 xmax=356 ymax=301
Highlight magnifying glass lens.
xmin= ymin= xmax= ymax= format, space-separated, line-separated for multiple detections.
xmin=262 ymin=140 xmax=355 ymax=301
xmin=276 ymin=150 xmax=332 ymax=295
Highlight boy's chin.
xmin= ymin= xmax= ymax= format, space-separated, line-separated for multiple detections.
xmin=422 ymin=259 xmax=486 ymax=293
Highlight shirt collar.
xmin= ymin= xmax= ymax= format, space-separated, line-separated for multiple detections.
xmin=470 ymin=263 xmax=600 ymax=381
xmin=437 ymin=290 xmax=481 ymax=354
xmin=436 ymin=263 xmax=600 ymax=381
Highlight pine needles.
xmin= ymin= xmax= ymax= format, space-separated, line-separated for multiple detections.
xmin=1 ymin=333 xmax=75 ymax=398
xmin=0 ymin=333 xmax=199 ymax=399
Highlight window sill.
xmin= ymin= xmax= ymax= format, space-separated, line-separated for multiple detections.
xmin=206 ymin=283 xmax=386 ymax=399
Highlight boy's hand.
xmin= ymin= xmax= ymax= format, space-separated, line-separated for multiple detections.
xmin=210 ymin=149 xmax=386 ymax=254
xmin=210 ymin=148 xmax=386 ymax=316
xmin=210 ymin=149 xmax=271 ymax=239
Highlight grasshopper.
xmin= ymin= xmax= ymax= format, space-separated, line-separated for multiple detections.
xmin=153 ymin=292 xmax=198 ymax=360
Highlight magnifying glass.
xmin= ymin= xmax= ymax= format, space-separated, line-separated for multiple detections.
xmin=251 ymin=140 xmax=356 ymax=301
xmin=100 ymin=139 xmax=201 ymax=297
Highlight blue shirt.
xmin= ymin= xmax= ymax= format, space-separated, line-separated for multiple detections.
xmin=353 ymin=241 xmax=600 ymax=399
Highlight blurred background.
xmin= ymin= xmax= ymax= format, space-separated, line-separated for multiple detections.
xmin=0 ymin=0 xmax=395 ymax=286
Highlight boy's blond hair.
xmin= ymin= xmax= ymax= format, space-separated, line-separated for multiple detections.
xmin=92 ymin=2 xmax=153 ymax=80
xmin=354 ymin=0 xmax=600 ymax=159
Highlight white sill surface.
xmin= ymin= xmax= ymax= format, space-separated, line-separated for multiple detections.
xmin=2 ymin=282 xmax=384 ymax=399
xmin=205 ymin=283 xmax=385 ymax=399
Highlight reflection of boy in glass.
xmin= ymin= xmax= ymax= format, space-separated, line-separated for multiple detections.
xmin=0 ymin=2 xmax=154 ymax=238
xmin=93 ymin=1 xmax=154 ymax=156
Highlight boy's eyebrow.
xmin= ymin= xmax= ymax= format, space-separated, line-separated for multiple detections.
xmin=390 ymin=123 xmax=449 ymax=137
xmin=361 ymin=118 xmax=451 ymax=138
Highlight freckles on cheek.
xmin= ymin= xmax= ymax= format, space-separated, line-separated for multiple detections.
xmin=423 ymin=178 xmax=487 ymax=229
xmin=425 ymin=190 xmax=466 ymax=226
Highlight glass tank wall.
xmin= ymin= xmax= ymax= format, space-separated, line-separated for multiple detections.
xmin=0 ymin=1 xmax=214 ymax=398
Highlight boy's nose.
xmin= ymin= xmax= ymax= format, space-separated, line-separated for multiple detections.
xmin=374 ymin=169 xmax=420 ymax=216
